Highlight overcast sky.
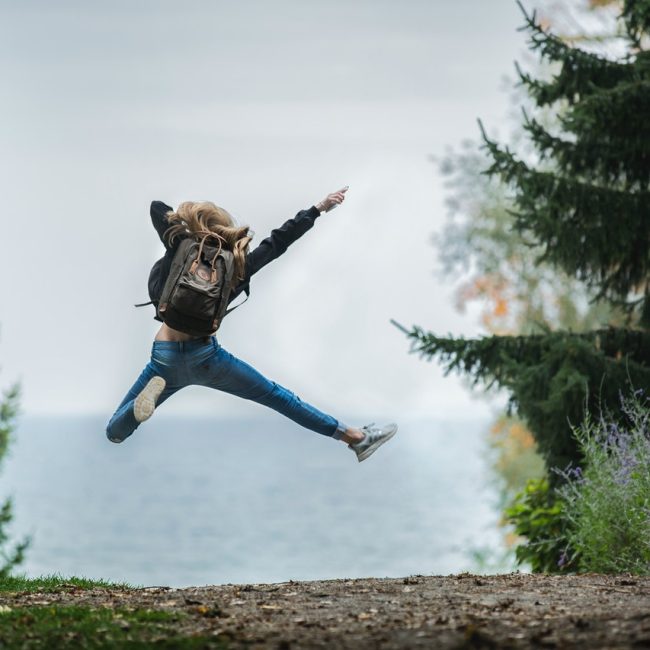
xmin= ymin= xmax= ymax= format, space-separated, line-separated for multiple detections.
xmin=1 ymin=1 xmax=531 ymax=423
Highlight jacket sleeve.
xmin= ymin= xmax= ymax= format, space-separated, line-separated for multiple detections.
xmin=227 ymin=205 xmax=321 ymax=304
xmin=246 ymin=205 xmax=321 ymax=277
xmin=150 ymin=200 xmax=175 ymax=248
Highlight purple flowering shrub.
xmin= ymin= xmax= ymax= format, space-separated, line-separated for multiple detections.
xmin=555 ymin=388 xmax=650 ymax=573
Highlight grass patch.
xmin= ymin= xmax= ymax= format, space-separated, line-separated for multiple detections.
xmin=0 ymin=574 xmax=135 ymax=594
xmin=0 ymin=605 xmax=226 ymax=649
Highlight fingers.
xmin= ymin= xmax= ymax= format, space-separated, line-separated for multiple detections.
xmin=318 ymin=186 xmax=348 ymax=212
xmin=336 ymin=186 xmax=349 ymax=200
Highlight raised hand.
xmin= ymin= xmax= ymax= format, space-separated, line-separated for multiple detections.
xmin=315 ymin=186 xmax=349 ymax=213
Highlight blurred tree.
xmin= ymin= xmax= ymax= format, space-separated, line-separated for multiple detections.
xmin=397 ymin=0 xmax=650 ymax=481
xmin=538 ymin=0 xmax=627 ymax=51
xmin=428 ymin=0 xmax=646 ymax=571
xmin=434 ymin=130 xmax=629 ymax=339
xmin=435 ymin=0 xmax=633 ymax=341
xmin=0 ymin=377 xmax=29 ymax=576
xmin=433 ymin=0 xmax=633 ymax=519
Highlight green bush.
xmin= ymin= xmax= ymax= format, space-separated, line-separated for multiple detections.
xmin=555 ymin=389 xmax=650 ymax=574
xmin=505 ymin=476 xmax=576 ymax=573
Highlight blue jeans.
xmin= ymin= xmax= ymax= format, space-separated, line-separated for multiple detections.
xmin=106 ymin=336 xmax=348 ymax=443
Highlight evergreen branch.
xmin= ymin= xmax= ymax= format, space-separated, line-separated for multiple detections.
xmin=562 ymin=79 xmax=650 ymax=152
xmin=478 ymin=135 xmax=650 ymax=304
xmin=514 ymin=0 xmax=634 ymax=107
xmin=394 ymin=323 xmax=650 ymax=476
xmin=0 ymin=376 xmax=27 ymax=575
xmin=521 ymin=110 xmax=650 ymax=189
xmin=516 ymin=0 xmax=629 ymax=70
xmin=0 ymin=498 xmax=29 ymax=577
xmin=0 ymin=384 xmax=19 ymax=471
xmin=514 ymin=61 xmax=550 ymax=101
xmin=389 ymin=319 xmax=411 ymax=335
xmin=398 ymin=326 xmax=650 ymax=374
xmin=621 ymin=0 xmax=650 ymax=49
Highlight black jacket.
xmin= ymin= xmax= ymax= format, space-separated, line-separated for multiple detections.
xmin=147 ymin=200 xmax=322 ymax=322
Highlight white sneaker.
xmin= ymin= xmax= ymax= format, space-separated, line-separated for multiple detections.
xmin=133 ymin=376 xmax=166 ymax=423
xmin=348 ymin=422 xmax=398 ymax=462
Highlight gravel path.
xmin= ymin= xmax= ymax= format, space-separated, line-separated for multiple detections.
xmin=3 ymin=573 xmax=650 ymax=648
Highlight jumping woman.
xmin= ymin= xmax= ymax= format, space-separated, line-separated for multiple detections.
xmin=105 ymin=187 xmax=398 ymax=462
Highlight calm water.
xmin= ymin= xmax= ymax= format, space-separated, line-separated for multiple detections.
xmin=2 ymin=415 xmax=503 ymax=587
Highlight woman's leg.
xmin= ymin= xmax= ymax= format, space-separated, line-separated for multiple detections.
xmin=196 ymin=343 xmax=350 ymax=439
xmin=106 ymin=361 xmax=181 ymax=443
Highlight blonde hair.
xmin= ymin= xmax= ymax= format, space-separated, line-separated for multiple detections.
xmin=164 ymin=201 xmax=252 ymax=282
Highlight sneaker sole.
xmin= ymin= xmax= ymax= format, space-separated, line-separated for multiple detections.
xmin=357 ymin=423 xmax=398 ymax=462
xmin=134 ymin=376 xmax=166 ymax=423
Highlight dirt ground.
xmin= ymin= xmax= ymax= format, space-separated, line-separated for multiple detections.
xmin=3 ymin=573 xmax=650 ymax=648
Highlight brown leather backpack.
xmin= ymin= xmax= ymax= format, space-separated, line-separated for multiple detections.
xmin=156 ymin=233 xmax=245 ymax=336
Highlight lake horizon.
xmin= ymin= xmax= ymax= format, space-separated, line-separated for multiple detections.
xmin=3 ymin=413 xmax=507 ymax=588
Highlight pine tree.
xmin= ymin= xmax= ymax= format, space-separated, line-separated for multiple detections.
xmin=397 ymin=0 xmax=650 ymax=478
xmin=0 ymin=381 xmax=29 ymax=577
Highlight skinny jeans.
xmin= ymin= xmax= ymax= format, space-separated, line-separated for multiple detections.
xmin=106 ymin=336 xmax=348 ymax=443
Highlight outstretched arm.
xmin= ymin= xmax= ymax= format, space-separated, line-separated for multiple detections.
xmin=227 ymin=187 xmax=348 ymax=303
xmin=246 ymin=187 xmax=348 ymax=278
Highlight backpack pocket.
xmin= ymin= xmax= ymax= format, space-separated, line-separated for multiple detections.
xmin=170 ymin=279 xmax=219 ymax=320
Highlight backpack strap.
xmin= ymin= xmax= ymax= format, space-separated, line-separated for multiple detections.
xmin=209 ymin=238 xmax=226 ymax=283
xmin=134 ymin=300 xmax=153 ymax=307
xmin=224 ymin=286 xmax=249 ymax=315
xmin=190 ymin=233 xmax=218 ymax=274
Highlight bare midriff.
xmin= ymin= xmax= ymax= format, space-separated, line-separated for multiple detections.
xmin=154 ymin=322 xmax=204 ymax=342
